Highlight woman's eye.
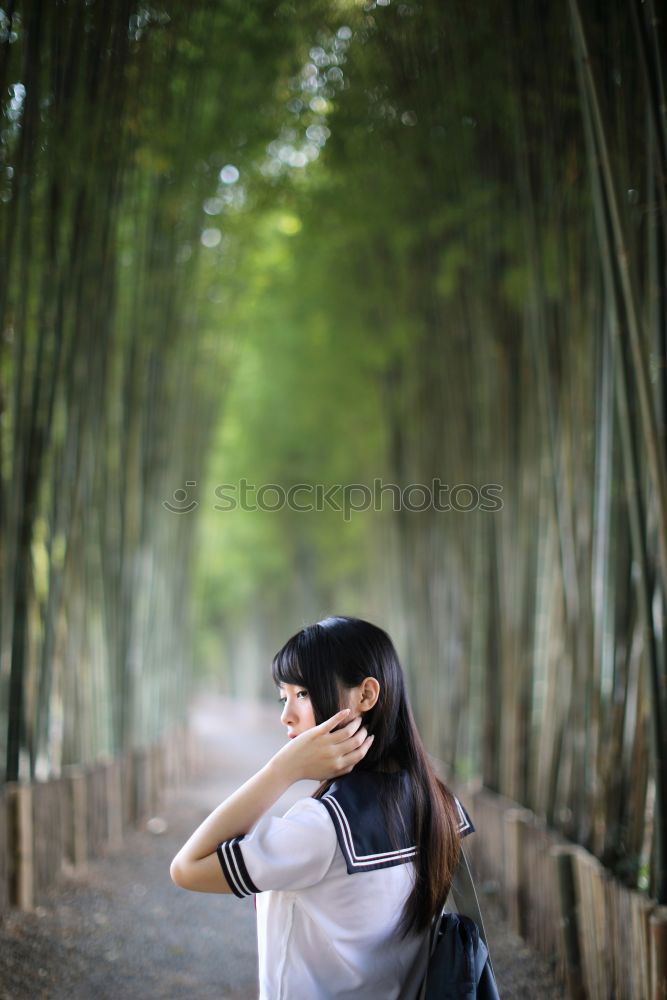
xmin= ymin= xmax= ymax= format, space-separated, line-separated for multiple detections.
xmin=278 ymin=690 xmax=308 ymax=705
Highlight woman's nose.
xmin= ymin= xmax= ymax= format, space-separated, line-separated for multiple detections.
xmin=281 ymin=702 xmax=293 ymax=725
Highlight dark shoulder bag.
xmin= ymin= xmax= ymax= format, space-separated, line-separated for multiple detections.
xmin=417 ymin=846 xmax=501 ymax=999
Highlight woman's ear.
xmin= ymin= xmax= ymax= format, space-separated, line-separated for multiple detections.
xmin=358 ymin=677 xmax=380 ymax=712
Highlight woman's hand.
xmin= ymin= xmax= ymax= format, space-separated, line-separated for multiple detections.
xmin=273 ymin=709 xmax=375 ymax=784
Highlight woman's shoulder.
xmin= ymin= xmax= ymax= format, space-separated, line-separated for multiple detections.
xmin=318 ymin=768 xmax=418 ymax=874
xmin=279 ymin=793 xmax=337 ymax=828
xmin=321 ymin=768 xmax=476 ymax=843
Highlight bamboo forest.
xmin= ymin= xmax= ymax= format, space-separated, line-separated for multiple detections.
xmin=0 ymin=1 xmax=666 ymax=998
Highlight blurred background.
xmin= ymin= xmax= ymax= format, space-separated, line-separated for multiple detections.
xmin=0 ymin=2 xmax=666 ymax=992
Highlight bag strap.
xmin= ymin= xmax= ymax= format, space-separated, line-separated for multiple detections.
xmin=449 ymin=847 xmax=490 ymax=950
xmin=430 ymin=845 xmax=496 ymax=977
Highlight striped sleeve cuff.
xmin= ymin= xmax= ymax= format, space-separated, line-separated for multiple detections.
xmin=216 ymin=836 xmax=260 ymax=897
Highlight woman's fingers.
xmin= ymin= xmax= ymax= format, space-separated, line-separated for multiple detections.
xmin=341 ymin=728 xmax=373 ymax=760
xmin=282 ymin=709 xmax=374 ymax=782
xmin=322 ymin=711 xmax=375 ymax=771
xmin=340 ymin=733 xmax=375 ymax=772
xmin=351 ymin=724 xmax=368 ymax=747
xmin=323 ymin=711 xmax=358 ymax=740
xmin=321 ymin=709 xmax=351 ymax=733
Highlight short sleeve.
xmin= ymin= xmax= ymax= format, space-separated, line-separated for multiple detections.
xmin=454 ymin=795 xmax=475 ymax=838
xmin=216 ymin=796 xmax=338 ymax=898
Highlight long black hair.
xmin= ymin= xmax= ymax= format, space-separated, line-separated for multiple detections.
xmin=271 ymin=614 xmax=462 ymax=940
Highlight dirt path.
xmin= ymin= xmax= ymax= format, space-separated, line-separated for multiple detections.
xmin=0 ymin=695 xmax=563 ymax=999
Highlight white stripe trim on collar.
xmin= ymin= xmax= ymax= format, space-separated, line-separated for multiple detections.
xmin=322 ymin=792 xmax=418 ymax=866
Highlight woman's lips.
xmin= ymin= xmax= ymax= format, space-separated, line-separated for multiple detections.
xmin=288 ymin=734 xmax=297 ymax=739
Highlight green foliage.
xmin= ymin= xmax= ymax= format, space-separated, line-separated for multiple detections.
xmin=2 ymin=0 xmax=663 ymax=910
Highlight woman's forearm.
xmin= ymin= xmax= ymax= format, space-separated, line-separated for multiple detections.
xmin=171 ymin=756 xmax=293 ymax=865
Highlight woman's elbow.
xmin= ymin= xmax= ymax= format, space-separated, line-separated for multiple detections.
xmin=169 ymin=852 xmax=232 ymax=894
xmin=170 ymin=856 xmax=186 ymax=888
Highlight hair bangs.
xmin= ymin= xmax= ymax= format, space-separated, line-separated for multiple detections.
xmin=271 ymin=636 xmax=306 ymax=688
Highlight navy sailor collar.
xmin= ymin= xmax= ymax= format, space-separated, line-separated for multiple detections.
xmin=319 ymin=768 xmax=475 ymax=875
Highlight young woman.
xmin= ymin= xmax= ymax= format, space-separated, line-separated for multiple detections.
xmin=170 ymin=615 xmax=475 ymax=999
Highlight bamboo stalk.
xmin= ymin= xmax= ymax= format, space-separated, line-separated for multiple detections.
xmin=569 ymin=0 xmax=667 ymax=900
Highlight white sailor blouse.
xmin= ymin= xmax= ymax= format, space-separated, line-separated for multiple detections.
xmin=216 ymin=769 xmax=475 ymax=1000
